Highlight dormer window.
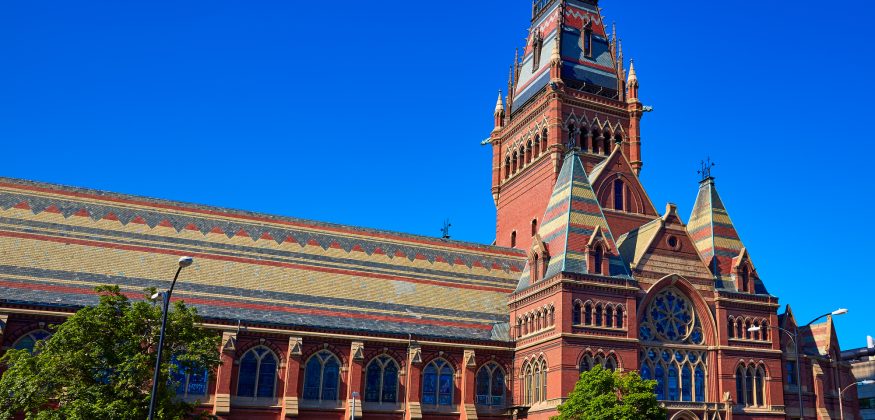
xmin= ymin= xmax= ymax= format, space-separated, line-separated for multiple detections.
xmin=583 ymin=27 xmax=593 ymax=58
xmin=531 ymin=219 xmax=538 ymax=236
xmin=511 ymin=231 xmax=517 ymax=248
xmin=532 ymin=31 xmax=543 ymax=73
xmin=741 ymin=266 xmax=750 ymax=293
xmin=593 ymin=246 xmax=604 ymax=275
xmin=613 ymin=179 xmax=625 ymax=211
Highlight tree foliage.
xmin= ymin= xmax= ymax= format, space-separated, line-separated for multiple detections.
xmin=553 ymin=365 xmax=666 ymax=420
xmin=0 ymin=286 xmax=221 ymax=420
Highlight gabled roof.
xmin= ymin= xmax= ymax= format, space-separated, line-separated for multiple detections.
xmin=513 ymin=0 xmax=621 ymax=109
xmin=688 ymin=177 xmax=768 ymax=293
xmin=617 ymin=204 xmax=714 ymax=280
xmin=0 ymin=177 xmax=526 ymax=342
xmin=515 ymin=151 xmax=630 ymax=292
xmin=588 ymin=145 xmax=658 ymax=216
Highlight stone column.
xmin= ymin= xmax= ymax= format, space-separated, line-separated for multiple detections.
xmin=281 ymin=337 xmax=303 ymax=418
xmin=460 ymin=350 xmax=478 ymax=420
xmin=344 ymin=342 xmax=364 ymax=419
xmin=213 ymin=331 xmax=237 ymax=416
xmin=405 ymin=344 xmax=423 ymax=420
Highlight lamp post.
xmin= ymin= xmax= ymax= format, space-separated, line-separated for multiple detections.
xmin=351 ymin=391 xmax=359 ymax=420
xmin=147 ymin=256 xmax=194 ymax=420
xmin=839 ymin=380 xmax=874 ymax=420
xmin=747 ymin=307 xmax=847 ymax=419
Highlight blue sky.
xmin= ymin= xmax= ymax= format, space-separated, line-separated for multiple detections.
xmin=1 ymin=0 xmax=872 ymax=347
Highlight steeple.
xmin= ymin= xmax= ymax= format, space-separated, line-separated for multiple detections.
xmin=515 ymin=151 xmax=630 ymax=293
xmin=688 ymin=176 xmax=768 ymax=294
xmin=512 ymin=0 xmax=620 ymax=109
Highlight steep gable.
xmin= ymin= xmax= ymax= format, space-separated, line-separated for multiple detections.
xmin=515 ymin=151 xmax=630 ymax=292
xmin=688 ymin=177 xmax=768 ymax=294
xmin=617 ymin=203 xmax=713 ymax=281
xmin=589 ymin=145 xmax=658 ymax=216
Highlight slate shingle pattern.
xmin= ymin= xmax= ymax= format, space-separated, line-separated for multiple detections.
xmin=0 ymin=178 xmax=526 ymax=342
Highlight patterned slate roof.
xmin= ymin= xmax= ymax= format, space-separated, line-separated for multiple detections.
xmin=515 ymin=151 xmax=630 ymax=292
xmin=0 ymin=177 xmax=526 ymax=342
xmin=512 ymin=0 xmax=620 ymax=109
xmin=688 ymin=178 xmax=767 ymax=293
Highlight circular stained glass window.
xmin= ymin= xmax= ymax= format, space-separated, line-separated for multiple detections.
xmin=641 ymin=288 xmax=704 ymax=345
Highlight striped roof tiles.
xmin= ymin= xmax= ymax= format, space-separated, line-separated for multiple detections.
xmin=0 ymin=177 xmax=527 ymax=342
xmin=515 ymin=151 xmax=630 ymax=292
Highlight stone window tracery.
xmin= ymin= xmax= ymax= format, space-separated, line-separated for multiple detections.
xmin=237 ymin=346 xmax=279 ymax=399
xmin=422 ymin=358 xmax=454 ymax=407
xmin=639 ymin=288 xmax=708 ymax=402
xmin=475 ymin=362 xmax=505 ymax=407
xmin=12 ymin=329 xmax=51 ymax=354
xmin=303 ymin=350 xmax=341 ymax=402
xmin=365 ymin=355 xmax=399 ymax=404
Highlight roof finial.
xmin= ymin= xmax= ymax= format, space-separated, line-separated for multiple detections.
xmin=698 ymin=157 xmax=716 ymax=181
xmin=628 ymin=59 xmax=637 ymax=83
xmin=495 ymin=91 xmax=504 ymax=114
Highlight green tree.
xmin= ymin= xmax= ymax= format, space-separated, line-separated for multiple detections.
xmin=0 ymin=285 xmax=221 ymax=420
xmin=553 ymin=365 xmax=666 ymax=420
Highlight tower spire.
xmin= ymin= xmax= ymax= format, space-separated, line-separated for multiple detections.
xmin=494 ymin=91 xmax=505 ymax=130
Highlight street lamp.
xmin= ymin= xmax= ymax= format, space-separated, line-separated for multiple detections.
xmin=351 ymin=391 xmax=360 ymax=420
xmin=839 ymin=380 xmax=874 ymax=420
xmin=747 ymin=308 xmax=847 ymax=420
xmin=147 ymin=256 xmax=194 ymax=420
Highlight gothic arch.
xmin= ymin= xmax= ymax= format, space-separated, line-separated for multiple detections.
xmin=638 ymin=274 xmax=718 ymax=347
xmin=669 ymin=411 xmax=699 ymax=420
xmin=595 ymin=173 xmax=646 ymax=214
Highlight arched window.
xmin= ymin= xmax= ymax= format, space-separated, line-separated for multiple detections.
xmin=540 ymin=360 xmax=547 ymax=402
xmin=603 ymin=132 xmax=611 ymax=153
xmin=592 ymin=131 xmax=601 ymax=154
xmin=511 ymin=152 xmax=518 ymax=174
xmin=579 ymin=355 xmax=592 ymax=373
xmin=584 ymin=302 xmax=593 ymax=325
xmin=745 ymin=366 xmax=754 ymax=406
xmin=303 ymin=350 xmax=341 ymax=402
xmin=504 ymin=157 xmax=511 ymax=180
xmin=604 ymin=355 xmax=618 ymax=371
xmin=614 ymin=132 xmax=624 ymax=145
xmin=583 ymin=27 xmax=593 ymax=57
xmin=532 ymin=254 xmax=540 ymax=282
xmin=593 ymin=246 xmax=604 ymax=275
xmin=171 ymin=357 xmax=209 ymax=398
xmin=594 ymin=304 xmax=603 ymax=326
xmin=531 ymin=219 xmax=538 ymax=236
xmin=744 ymin=320 xmax=752 ymax=340
xmin=613 ymin=179 xmax=625 ymax=211
xmin=639 ymin=288 xmax=708 ymax=402
xmin=475 ymin=362 xmax=505 ymax=407
xmin=422 ymin=359 xmax=454 ymax=407
xmin=728 ymin=317 xmax=735 ymax=339
xmin=534 ymin=135 xmax=541 ymax=156
xmin=761 ymin=322 xmax=769 ymax=341
xmin=12 ymin=330 xmax=51 ymax=354
xmin=735 ymin=366 xmax=745 ymax=404
xmin=365 ymin=355 xmax=399 ymax=404
xmin=524 ymin=362 xmax=533 ymax=405
xmin=531 ymin=31 xmax=543 ymax=73
xmin=511 ymin=231 xmax=517 ymax=248
xmin=580 ymin=127 xmax=589 ymax=152
xmin=741 ymin=266 xmax=750 ymax=293
xmin=572 ymin=301 xmax=582 ymax=325
xmin=237 ymin=346 xmax=279 ymax=399
xmin=605 ymin=306 xmax=614 ymax=328
xmin=616 ymin=306 xmax=625 ymax=329
xmin=754 ymin=366 xmax=765 ymax=406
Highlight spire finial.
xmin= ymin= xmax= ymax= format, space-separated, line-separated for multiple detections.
xmin=697 ymin=157 xmax=716 ymax=181
xmin=495 ymin=90 xmax=504 ymax=113
xmin=628 ymin=59 xmax=637 ymax=83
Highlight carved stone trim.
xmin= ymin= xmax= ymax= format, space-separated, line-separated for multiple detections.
xmin=464 ymin=350 xmax=477 ymax=368
xmin=214 ymin=393 xmax=231 ymax=415
xmin=351 ymin=341 xmax=365 ymax=361
xmin=283 ymin=396 xmax=299 ymax=417
xmin=288 ymin=336 xmax=302 ymax=357
xmin=408 ymin=344 xmax=422 ymax=365
xmin=221 ymin=331 xmax=237 ymax=355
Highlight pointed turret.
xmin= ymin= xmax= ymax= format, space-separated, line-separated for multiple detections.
xmin=627 ymin=60 xmax=639 ymax=101
xmin=688 ymin=176 xmax=768 ymax=294
xmin=493 ymin=91 xmax=505 ymax=129
xmin=515 ymin=151 xmax=630 ymax=292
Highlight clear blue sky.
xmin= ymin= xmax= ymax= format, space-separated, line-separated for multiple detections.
xmin=2 ymin=1 xmax=872 ymax=348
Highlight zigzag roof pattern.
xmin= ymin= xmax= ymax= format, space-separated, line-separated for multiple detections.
xmin=688 ymin=177 xmax=767 ymax=293
xmin=515 ymin=151 xmax=630 ymax=293
xmin=0 ymin=177 xmax=526 ymax=342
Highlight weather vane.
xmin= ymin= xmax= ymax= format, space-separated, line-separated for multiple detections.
xmin=441 ymin=219 xmax=452 ymax=240
xmin=698 ymin=157 xmax=716 ymax=181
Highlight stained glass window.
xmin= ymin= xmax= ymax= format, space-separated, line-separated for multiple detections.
xmin=422 ymin=359 xmax=454 ymax=407
xmin=365 ymin=355 xmax=398 ymax=403
xmin=237 ymin=347 xmax=278 ymax=399
xmin=639 ymin=288 xmax=708 ymax=402
xmin=170 ymin=357 xmax=209 ymax=398
xmin=475 ymin=362 xmax=505 ymax=407
xmin=302 ymin=350 xmax=340 ymax=402
xmin=12 ymin=330 xmax=51 ymax=354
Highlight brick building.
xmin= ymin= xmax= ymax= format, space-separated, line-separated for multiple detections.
xmin=0 ymin=0 xmax=861 ymax=419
